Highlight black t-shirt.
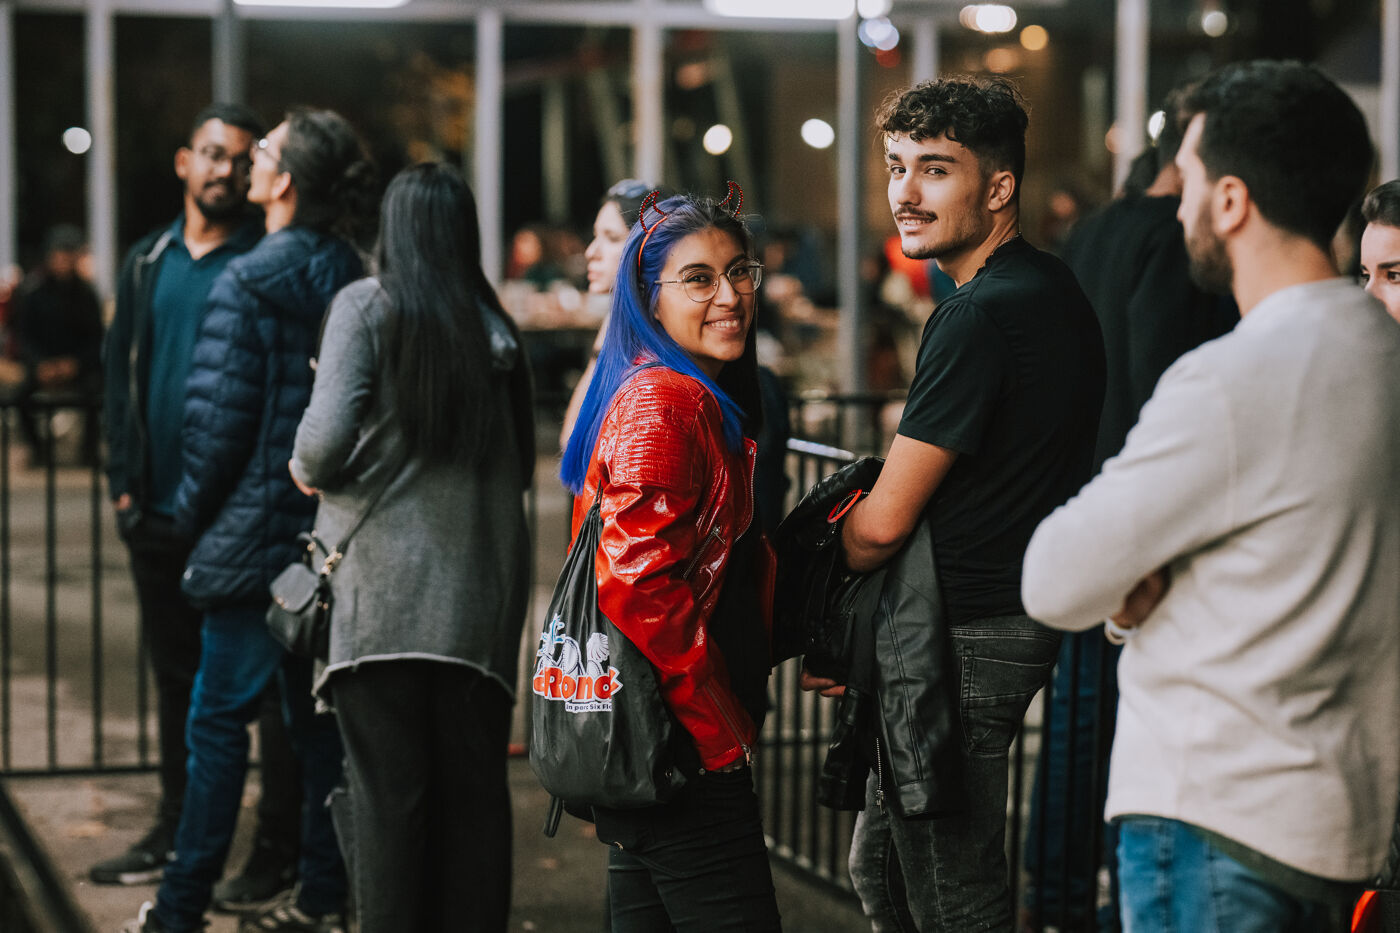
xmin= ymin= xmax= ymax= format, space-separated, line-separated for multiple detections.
xmin=897 ymin=236 xmax=1105 ymax=624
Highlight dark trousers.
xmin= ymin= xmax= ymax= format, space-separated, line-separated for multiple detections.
xmin=154 ymin=606 xmax=346 ymax=932
xmin=594 ymin=768 xmax=783 ymax=932
xmin=330 ymin=660 xmax=513 ymax=933
xmin=1024 ymin=632 xmax=1122 ymax=931
xmin=122 ymin=514 xmax=202 ymax=828
xmin=849 ymin=615 xmax=1060 ymax=932
xmin=255 ymin=680 xmax=304 ymax=856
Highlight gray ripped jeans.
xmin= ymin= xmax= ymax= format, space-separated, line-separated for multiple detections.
xmin=849 ymin=614 xmax=1060 ymax=931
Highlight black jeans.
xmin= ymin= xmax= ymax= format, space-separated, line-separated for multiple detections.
xmin=330 ymin=660 xmax=513 ymax=933
xmin=122 ymin=513 xmax=202 ymax=827
xmin=849 ymin=614 xmax=1060 ymax=932
xmin=254 ymin=678 xmax=304 ymax=856
xmin=595 ymin=767 xmax=783 ymax=932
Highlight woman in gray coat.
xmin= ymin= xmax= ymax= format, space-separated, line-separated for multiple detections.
xmin=289 ymin=163 xmax=534 ymax=932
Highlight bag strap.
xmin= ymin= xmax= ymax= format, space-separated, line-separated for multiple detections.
xmin=318 ymin=454 xmax=408 ymax=576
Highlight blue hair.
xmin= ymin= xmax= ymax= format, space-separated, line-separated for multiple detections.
xmin=560 ymin=194 xmax=756 ymax=493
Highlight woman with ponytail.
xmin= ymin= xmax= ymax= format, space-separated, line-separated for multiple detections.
xmin=560 ymin=189 xmax=781 ymax=931
xmin=289 ymin=163 xmax=533 ymax=932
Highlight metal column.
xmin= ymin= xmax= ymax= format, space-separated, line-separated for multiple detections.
xmin=632 ymin=2 xmax=664 ymax=186
xmin=475 ymin=7 xmax=504 ymax=283
xmin=1113 ymin=0 xmax=1148 ymax=191
xmin=0 ymin=2 xmax=15 ymax=278
xmin=836 ymin=12 xmax=865 ymax=392
xmin=911 ymin=17 xmax=939 ymax=84
xmin=85 ymin=0 xmax=116 ymax=299
xmin=1382 ymin=0 xmax=1399 ymax=181
xmin=542 ymin=79 xmax=570 ymax=225
xmin=212 ymin=0 xmax=244 ymax=105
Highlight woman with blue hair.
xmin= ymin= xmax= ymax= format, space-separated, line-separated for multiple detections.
xmin=560 ymin=188 xmax=782 ymax=931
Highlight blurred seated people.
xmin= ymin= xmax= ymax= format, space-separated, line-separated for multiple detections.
xmin=1039 ymin=180 xmax=1092 ymax=255
xmin=0 ymin=264 xmax=23 ymax=384
xmin=507 ymin=223 xmax=565 ymax=290
xmin=559 ymin=179 xmax=655 ymax=446
xmin=14 ymin=224 xmax=104 ymax=464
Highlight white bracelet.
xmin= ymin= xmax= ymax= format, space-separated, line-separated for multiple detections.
xmin=1103 ymin=617 xmax=1135 ymax=645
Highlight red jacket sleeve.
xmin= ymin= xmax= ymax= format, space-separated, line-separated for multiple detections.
xmin=592 ymin=385 xmax=756 ymax=769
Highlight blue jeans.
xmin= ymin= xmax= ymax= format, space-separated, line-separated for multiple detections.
xmin=1117 ymin=816 xmax=1355 ymax=933
xmin=849 ymin=615 xmax=1060 ymax=931
xmin=153 ymin=605 xmax=347 ymax=932
xmin=1024 ymin=632 xmax=1122 ymax=931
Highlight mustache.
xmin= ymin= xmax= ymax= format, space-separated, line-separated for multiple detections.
xmin=895 ymin=209 xmax=936 ymax=221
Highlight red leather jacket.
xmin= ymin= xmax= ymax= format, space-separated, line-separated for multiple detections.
xmin=572 ymin=365 xmax=775 ymax=770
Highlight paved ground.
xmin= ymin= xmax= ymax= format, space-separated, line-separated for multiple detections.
xmin=0 ymin=433 xmax=869 ymax=932
xmin=8 ymin=760 xmax=868 ymax=932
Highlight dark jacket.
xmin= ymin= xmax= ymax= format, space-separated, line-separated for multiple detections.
xmin=103 ymin=219 xmax=261 ymax=518
xmin=175 ymin=226 xmax=363 ymax=609
xmin=774 ymin=458 xmax=964 ymax=817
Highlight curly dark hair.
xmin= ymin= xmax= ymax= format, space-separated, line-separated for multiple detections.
xmin=1182 ymin=61 xmax=1373 ymax=250
xmin=1363 ymin=180 xmax=1400 ymax=229
xmin=874 ymin=76 xmax=1028 ymax=191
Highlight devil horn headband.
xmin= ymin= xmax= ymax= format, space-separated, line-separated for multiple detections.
xmin=636 ymin=182 xmax=745 ymax=276
xmin=718 ymin=180 xmax=743 ymax=218
xmin=637 ymin=189 xmax=670 ymax=275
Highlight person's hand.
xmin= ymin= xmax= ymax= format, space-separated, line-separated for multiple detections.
xmin=288 ymin=460 xmax=317 ymax=497
xmin=799 ymin=670 xmax=847 ymax=698
xmin=113 ymin=493 xmax=132 ymax=512
xmin=1111 ymin=567 xmax=1170 ymax=630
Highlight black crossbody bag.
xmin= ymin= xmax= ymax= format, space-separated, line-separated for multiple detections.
xmin=266 ymin=462 xmax=403 ymax=660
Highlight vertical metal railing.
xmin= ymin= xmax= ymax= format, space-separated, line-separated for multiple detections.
xmin=0 ymin=390 xmax=1111 ymax=928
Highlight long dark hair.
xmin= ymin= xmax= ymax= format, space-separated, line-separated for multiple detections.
xmin=376 ymin=162 xmax=506 ymax=465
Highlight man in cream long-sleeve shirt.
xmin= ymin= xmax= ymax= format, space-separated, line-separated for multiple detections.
xmin=1023 ymin=61 xmax=1400 ymax=933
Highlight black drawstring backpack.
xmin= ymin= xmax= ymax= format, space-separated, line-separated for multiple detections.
xmin=528 ymin=490 xmax=686 ymax=836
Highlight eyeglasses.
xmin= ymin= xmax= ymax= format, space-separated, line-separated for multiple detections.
xmin=656 ymin=261 xmax=764 ymax=303
xmin=253 ymin=136 xmax=281 ymax=165
xmin=196 ymin=145 xmax=252 ymax=175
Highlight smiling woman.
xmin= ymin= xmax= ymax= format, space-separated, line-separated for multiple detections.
xmin=554 ymin=190 xmax=782 ymax=931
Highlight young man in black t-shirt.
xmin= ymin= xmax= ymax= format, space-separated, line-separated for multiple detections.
xmin=803 ymin=77 xmax=1105 ymax=929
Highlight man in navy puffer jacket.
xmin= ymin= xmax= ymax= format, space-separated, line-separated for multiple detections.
xmin=125 ymin=109 xmax=374 ymax=933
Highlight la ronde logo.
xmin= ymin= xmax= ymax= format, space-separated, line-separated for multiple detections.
xmin=532 ymin=615 xmax=622 ymax=713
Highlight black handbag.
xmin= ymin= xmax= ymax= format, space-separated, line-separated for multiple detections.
xmin=528 ymin=491 xmax=686 ymax=835
xmin=266 ymin=462 xmax=403 ymax=660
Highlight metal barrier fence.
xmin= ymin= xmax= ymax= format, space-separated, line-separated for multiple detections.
xmin=0 ymin=391 xmax=1107 ymax=929
xmin=0 ymin=780 xmax=91 ymax=933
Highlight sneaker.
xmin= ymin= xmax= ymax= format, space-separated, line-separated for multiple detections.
xmin=211 ymin=838 xmax=297 ymax=912
xmin=238 ymin=889 xmax=345 ymax=933
xmin=91 ymin=822 xmax=175 ymax=885
xmin=119 ymin=900 xmax=205 ymax=933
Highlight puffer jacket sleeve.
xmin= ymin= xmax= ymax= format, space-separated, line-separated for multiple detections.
xmin=173 ymin=266 xmax=266 ymax=538
xmin=594 ymin=380 xmax=756 ymax=770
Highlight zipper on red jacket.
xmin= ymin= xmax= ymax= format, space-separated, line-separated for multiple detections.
xmin=702 ymin=682 xmax=752 ymax=768
xmin=681 ymin=525 xmax=722 ymax=580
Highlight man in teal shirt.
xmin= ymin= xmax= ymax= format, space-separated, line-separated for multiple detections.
xmin=97 ymin=103 xmax=264 ymax=888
